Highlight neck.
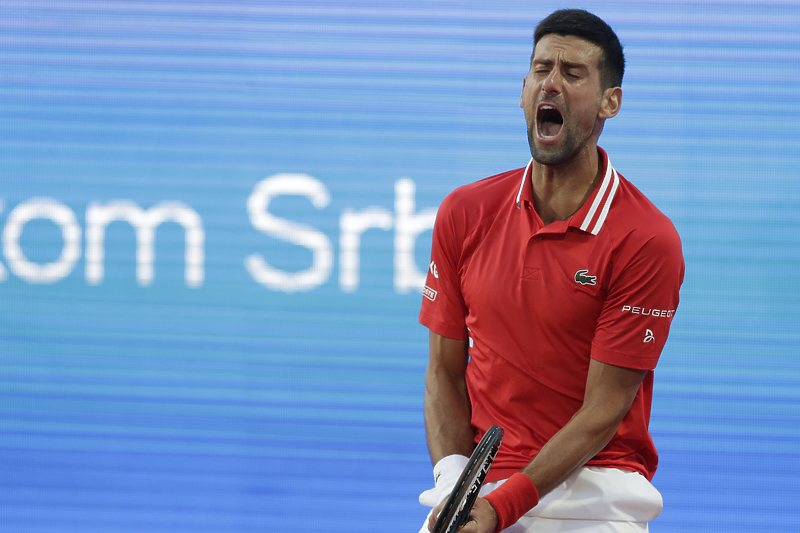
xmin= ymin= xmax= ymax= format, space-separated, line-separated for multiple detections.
xmin=530 ymin=145 xmax=602 ymax=226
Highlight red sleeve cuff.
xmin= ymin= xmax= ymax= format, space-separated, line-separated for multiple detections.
xmin=590 ymin=344 xmax=658 ymax=371
xmin=419 ymin=310 xmax=468 ymax=340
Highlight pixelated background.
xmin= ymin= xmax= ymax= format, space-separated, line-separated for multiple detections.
xmin=0 ymin=1 xmax=797 ymax=531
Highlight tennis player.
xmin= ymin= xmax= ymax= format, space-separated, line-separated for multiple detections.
xmin=418 ymin=9 xmax=684 ymax=533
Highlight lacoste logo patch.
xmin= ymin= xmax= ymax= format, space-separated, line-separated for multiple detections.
xmin=423 ymin=285 xmax=437 ymax=302
xmin=574 ymin=269 xmax=597 ymax=286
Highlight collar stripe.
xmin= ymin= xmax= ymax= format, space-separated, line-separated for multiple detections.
xmin=515 ymin=158 xmax=533 ymax=209
xmin=579 ymin=158 xmax=613 ymax=232
xmin=589 ymin=169 xmax=620 ymax=235
xmin=516 ymin=154 xmax=619 ymax=234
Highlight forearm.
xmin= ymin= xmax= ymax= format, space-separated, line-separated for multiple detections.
xmin=521 ymin=403 xmax=621 ymax=496
xmin=480 ymin=403 xmax=623 ymax=533
xmin=482 ymin=360 xmax=648 ymax=532
xmin=521 ymin=361 xmax=646 ymax=496
xmin=424 ymin=331 xmax=473 ymax=464
xmin=424 ymin=368 xmax=474 ymax=463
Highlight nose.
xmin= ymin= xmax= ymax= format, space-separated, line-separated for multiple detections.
xmin=541 ymin=69 xmax=561 ymax=95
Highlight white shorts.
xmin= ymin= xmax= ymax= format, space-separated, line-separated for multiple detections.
xmin=419 ymin=467 xmax=663 ymax=533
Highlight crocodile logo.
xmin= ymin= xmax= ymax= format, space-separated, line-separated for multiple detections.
xmin=574 ymin=269 xmax=597 ymax=286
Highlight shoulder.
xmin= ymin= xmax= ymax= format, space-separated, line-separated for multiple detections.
xmin=437 ymin=166 xmax=524 ymax=226
xmin=607 ymin=172 xmax=682 ymax=253
xmin=602 ymin=172 xmax=685 ymax=288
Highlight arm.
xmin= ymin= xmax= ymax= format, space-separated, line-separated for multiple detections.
xmin=461 ymin=358 xmax=648 ymax=533
xmin=521 ymin=358 xmax=647 ymax=494
xmin=424 ymin=329 xmax=474 ymax=464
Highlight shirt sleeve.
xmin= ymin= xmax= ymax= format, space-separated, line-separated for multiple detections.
xmin=591 ymin=222 xmax=685 ymax=370
xmin=419 ymin=192 xmax=469 ymax=340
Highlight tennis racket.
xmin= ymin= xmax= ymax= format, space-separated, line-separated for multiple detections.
xmin=431 ymin=425 xmax=504 ymax=533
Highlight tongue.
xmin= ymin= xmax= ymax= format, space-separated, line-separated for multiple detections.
xmin=542 ymin=120 xmax=561 ymax=138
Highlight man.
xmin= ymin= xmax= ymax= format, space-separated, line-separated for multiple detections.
xmin=418 ymin=9 xmax=684 ymax=533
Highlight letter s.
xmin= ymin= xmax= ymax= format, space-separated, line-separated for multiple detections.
xmin=245 ymin=174 xmax=333 ymax=292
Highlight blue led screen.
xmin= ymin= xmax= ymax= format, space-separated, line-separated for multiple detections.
xmin=1 ymin=2 xmax=798 ymax=532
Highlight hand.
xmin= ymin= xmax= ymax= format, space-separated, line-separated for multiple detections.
xmin=427 ymin=500 xmax=446 ymax=532
xmin=459 ymin=498 xmax=498 ymax=533
xmin=427 ymin=498 xmax=498 ymax=533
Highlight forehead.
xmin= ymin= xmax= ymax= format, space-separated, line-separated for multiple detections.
xmin=532 ymin=34 xmax=602 ymax=68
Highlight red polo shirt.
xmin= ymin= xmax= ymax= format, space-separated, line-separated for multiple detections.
xmin=420 ymin=147 xmax=684 ymax=482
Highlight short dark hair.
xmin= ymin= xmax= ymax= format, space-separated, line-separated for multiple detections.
xmin=533 ymin=9 xmax=625 ymax=89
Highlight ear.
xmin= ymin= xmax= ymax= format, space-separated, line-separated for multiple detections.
xmin=598 ymin=87 xmax=622 ymax=119
xmin=519 ymin=76 xmax=527 ymax=108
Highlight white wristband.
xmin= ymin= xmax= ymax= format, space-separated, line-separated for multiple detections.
xmin=418 ymin=454 xmax=470 ymax=507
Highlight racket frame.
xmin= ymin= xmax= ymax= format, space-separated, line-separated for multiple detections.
xmin=430 ymin=425 xmax=504 ymax=533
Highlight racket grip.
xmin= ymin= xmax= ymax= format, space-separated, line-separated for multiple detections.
xmin=484 ymin=473 xmax=540 ymax=533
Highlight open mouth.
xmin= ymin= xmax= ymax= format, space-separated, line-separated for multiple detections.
xmin=537 ymin=104 xmax=563 ymax=139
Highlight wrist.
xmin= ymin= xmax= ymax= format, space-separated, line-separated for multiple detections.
xmin=484 ymin=473 xmax=540 ymax=533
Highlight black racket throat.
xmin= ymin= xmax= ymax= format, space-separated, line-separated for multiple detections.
xmin=431 ymin=425 xmax=504 ymax=533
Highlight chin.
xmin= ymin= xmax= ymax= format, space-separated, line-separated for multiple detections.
xmin=530 ymin=145 xmax=575 ymax=167
xmin=527 ymin=128 xmax=573 ymax=166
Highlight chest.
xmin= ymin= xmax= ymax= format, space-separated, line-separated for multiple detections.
xmin=459 ymin=211 xmax=612 ymax=339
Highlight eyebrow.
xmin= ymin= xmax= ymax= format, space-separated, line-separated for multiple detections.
xmin=532 ymin=58 xmax=589 ymax=70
